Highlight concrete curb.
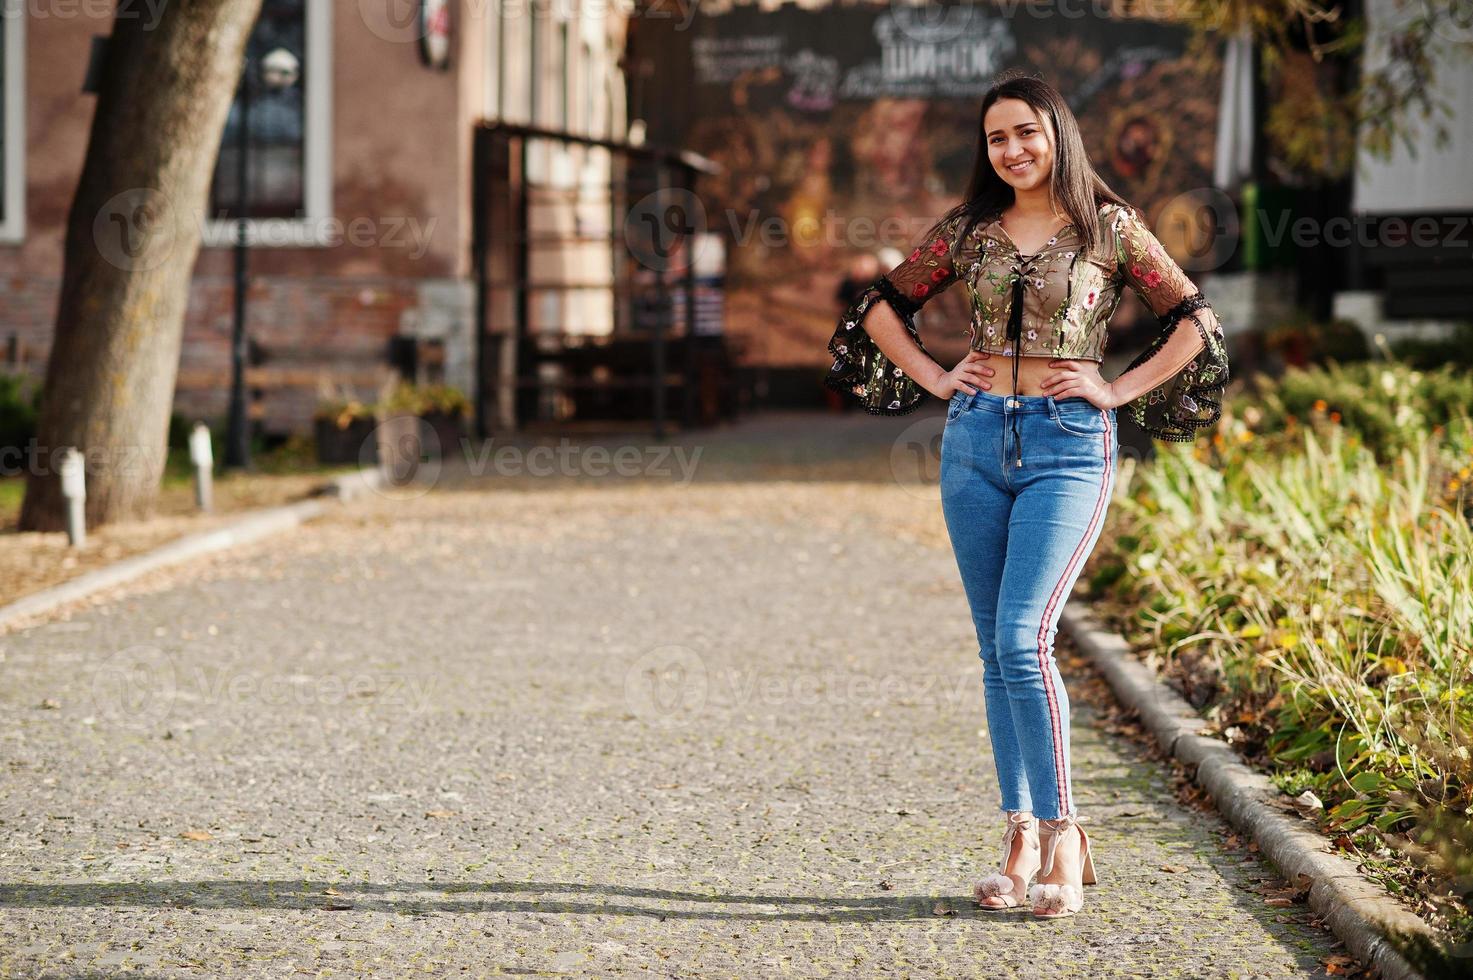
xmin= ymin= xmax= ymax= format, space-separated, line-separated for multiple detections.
xmin=0 ymin=467 xmax=385 ymax=634
xmin=1061 ymin=601 xmax=1440 ymax=980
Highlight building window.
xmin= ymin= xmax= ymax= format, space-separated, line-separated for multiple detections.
xmin=202 ymin=0 xmax=332 ymax=247
xmin=211 ymin=0 xmax=305 ymax=219
xmin=0 ymin=0 xmax=25 ymax=244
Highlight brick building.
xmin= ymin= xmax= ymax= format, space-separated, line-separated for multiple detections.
xmin=0 ymin=0 xmax=641 ymax=439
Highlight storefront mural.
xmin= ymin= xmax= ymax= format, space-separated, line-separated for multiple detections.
xmin=635 ymin=1 xmax=1223 ymax=366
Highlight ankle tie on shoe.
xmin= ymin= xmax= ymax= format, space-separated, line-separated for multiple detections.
xmin=974 ymin=811 xmax=1039 ymax=905
xmin=1036 ymin=814 xmax=1087 ymax=878
xmin=1000 ymin=810 xmax=1035 ymax=854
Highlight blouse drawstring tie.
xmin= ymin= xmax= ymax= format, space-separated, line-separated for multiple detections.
xmin=1006 ymin=262 xmax=1030 ymax=468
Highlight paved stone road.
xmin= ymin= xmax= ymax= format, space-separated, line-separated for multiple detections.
xmin=1 ymin=413 xmax=1345 ymax=976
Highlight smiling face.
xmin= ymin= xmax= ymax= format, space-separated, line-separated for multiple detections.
xmin=985 ymin=97 xmax=1055 ymax=192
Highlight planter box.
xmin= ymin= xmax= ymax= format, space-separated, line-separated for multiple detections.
xmin=420 ymin=409 xmax=467 ymax=460
xmin=314 ymin=416 xmax=378 ymax=465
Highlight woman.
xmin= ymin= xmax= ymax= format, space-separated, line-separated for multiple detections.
xmin=824 ymin=72 xmax=1229 ymax=918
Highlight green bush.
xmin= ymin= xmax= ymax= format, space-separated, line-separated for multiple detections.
xmin=1091 ymin=367 xmax=1473 ymax=954
xmin=1240 ymin=360 xmax=1473 ymax=463
xmin=378 ymin=381 xmax=470 ymax=418
xmin=1387 ymin=321 xmax=1473 ymax=371
xmin=0 ymin=371 xmax=42 ymax=452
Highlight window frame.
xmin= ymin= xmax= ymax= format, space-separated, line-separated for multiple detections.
xmin=0 ymin=0 xmax=25 ymax=245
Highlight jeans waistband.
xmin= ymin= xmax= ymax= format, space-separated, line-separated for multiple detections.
xmin=954 ymin=389 xmax=1106 ymax=416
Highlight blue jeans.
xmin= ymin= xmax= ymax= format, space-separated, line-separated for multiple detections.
xmin=938 ymin=388 xmax=1120 ymax=820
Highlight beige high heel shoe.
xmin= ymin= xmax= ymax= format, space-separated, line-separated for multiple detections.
xmin=1027 ymin=814 xmax=1097 ymax=918
xmin=972 ymin=811 xmax=1040 ymax=911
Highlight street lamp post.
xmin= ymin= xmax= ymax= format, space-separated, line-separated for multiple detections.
xmin=224 ymin=47 xmax=301 ymax=471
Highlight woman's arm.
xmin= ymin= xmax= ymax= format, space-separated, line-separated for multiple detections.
xmin=851 ymin=295 xmax=992 ymax=401
xmin=851 ymin=296 xmax=951 ymax=398
xmin=1103 ymin=205 xmax=1231 ymax=441
xmin=1106 ymin=304 xmax=1216 ymax=407
xmin=825 ymin=208 xmax=989 ymax=413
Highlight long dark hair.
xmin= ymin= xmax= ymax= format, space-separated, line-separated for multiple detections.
xmin=931 ymin=71 xmax=1129 ymax=261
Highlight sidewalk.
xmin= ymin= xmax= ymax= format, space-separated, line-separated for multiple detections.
xmin=0 ymin=413 xmax=1348 ymax=976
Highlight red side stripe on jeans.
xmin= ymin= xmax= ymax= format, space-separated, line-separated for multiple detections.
xmin=1036 ymin=409 xmax=1113 ymax=815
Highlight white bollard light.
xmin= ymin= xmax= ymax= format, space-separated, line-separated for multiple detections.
xmin=189 ymin=422 xmax=214 ymax=512
xmin=57 ymin=446 xmax=86 ymax=548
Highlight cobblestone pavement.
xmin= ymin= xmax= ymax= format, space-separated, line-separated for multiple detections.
xmin=1 ymin=413 xmax=1347 ymax=977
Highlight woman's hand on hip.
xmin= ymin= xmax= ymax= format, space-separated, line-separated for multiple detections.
xmin=928 ymin=350 xmax=995 ymax=399
xmin=1040 ymin=359 xmax=1122 ymax=409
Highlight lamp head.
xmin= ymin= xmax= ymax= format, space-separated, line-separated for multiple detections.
xmin=260 ymin=48 xmax=300 ymax=90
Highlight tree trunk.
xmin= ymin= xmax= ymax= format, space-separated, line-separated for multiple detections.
xmin=18 ymin=0 xmax=263 ymax=532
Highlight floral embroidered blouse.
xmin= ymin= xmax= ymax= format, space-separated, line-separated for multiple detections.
xmin=823 ymin=199 xmax=1230 ymax=442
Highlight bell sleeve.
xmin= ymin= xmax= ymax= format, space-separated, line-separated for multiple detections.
xmin=824 ymin=209 xmax=964 ymax=415
xmin=1111 ymin=205 xmax=1231 ymax=442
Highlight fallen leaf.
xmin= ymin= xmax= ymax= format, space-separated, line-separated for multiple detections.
xmin=180 ymin=830 xmax=213 ymax=841
xmin=1160 ymin=864 xmax=1189 ymax=873
xmin=1265 ymin=897 xmax=1295 ymax=907
xmin=1292 ymin=790 xmax=1324 ymax=817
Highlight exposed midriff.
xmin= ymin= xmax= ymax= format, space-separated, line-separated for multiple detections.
xmin=966 ymin=350 xmax=1105 ymax=397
